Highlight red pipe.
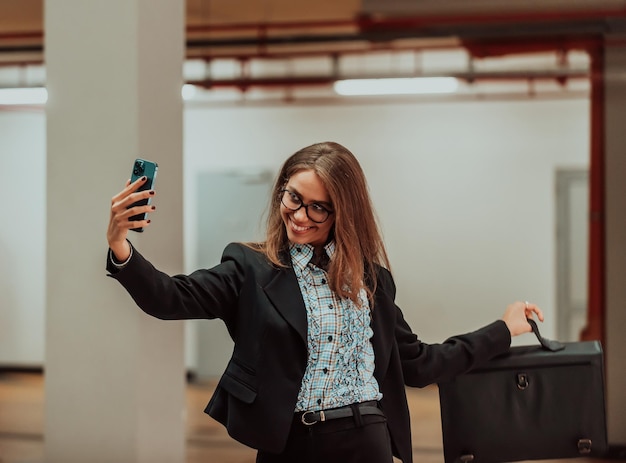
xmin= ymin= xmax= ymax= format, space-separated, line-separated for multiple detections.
xmin=0 ymin=36 xmax=597 ymax=69
xmin=357 ymin=9 xmax=626 ymax=29
xmin=0 ymin=31 xmax=42 ymax=40
xmin=187 ymin=19 xmax=356 ymax=34
xmin=187 ymin=40 xmax=477 ymax=61
xmin=186 ymin=35 xmax=626 ymax=61
xmin=186 ymin=73 xmax=588 ymax=91
xmin=3 ymin=6 xmax=626 ymax=41
xmin=463 ymin=36 xmax=603 ymax=58
xmin=185 ymin=8 xmax=626 ymax=34
xmin=0 ymin=59 xmax=43 ymax=66
xmin=188 ymin=76 xmax=334 ymax=89
xmin=581 ymin=43 xmax=606 ymax=345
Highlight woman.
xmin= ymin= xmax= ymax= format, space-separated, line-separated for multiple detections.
xmin=107 ymin=141 xmax=543 ymax=463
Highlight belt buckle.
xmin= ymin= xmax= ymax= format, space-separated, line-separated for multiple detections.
xmin=301 ymin=410 xmax=317 ymax=425
xmin=301 ymin=410 xmax=325 ymax=425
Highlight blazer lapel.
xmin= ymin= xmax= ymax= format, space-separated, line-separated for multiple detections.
xmin=263 ymin=266 xmax=308 ymax=346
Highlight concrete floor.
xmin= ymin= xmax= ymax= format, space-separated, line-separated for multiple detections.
xmin=0 ymin=371 xmax=617 ymax=463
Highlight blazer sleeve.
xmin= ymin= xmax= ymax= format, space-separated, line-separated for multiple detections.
xmin=106 ymin=242 xmax=246 ymax=325
xmin=379 ymin=269 xmax=512 ymax=388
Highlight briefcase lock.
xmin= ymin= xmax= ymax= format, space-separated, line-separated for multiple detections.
xmin=459 ymin=454 xmax=475 ymax=463
xmin=516 ymin=373 xmax=529 ymax=390
xmin=578 ymin=439 xmax=592 ymax=454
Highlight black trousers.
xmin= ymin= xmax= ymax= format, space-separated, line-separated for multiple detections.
xmin=256 ymin=404 xmax=394 ymax=463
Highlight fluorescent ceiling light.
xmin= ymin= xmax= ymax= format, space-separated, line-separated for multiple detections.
xmin=334 ymin=77 xmax=458 ymax=96
xmin=0 ymin=87 xmax=48 ymax=105
xmin=182 ymin=84 xmax=198 ymax=101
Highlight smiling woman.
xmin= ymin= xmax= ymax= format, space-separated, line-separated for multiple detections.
xmin=261 ymin=142 xmax=389 ymax=304
xmin=106 ymin=140 xmax=544 ymax=463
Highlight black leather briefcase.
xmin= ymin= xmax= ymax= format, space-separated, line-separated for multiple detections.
xmin=438 ymin=320 xmax=607 ymax=463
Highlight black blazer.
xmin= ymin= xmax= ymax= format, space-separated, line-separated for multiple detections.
xmin=107 ymin=242 xmax=511 ymax=463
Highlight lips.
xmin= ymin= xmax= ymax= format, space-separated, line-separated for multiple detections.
xmin=289 ymin=216 xmax=314 ymax=233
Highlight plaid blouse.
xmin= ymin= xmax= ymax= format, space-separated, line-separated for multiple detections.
xmin=290 ymin=242 xmax=382 ymax=412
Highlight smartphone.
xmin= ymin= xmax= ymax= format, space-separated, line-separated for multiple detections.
xmin=128 ymin=158 xmax=158 ymax=232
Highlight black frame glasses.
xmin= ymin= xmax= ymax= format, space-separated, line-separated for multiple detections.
xmin=280 ymin=188 xmax=333 ymax=223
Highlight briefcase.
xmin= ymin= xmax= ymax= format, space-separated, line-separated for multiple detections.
xmin=438 ymin=320 xmax=607 ymax=463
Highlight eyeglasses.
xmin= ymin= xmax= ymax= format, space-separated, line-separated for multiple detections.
xmin=280 ymin=188 xmax=333 ymax=223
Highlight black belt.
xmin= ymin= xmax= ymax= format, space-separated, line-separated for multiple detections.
xmin=300 ymin=401 xmax=384 ymax=426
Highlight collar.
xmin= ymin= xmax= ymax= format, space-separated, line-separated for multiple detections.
xmin=288 ymin=241 xmax=335 ymax=271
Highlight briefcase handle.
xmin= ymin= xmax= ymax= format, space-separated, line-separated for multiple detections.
xmin=527 ymin=318 xmax=565 ymax=352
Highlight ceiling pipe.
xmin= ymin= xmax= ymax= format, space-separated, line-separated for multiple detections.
xmin=1 ymin=41 xmax=460 ymax=66
xmin=0 ymin=31 xmax=42 ymax=40
xmin=187 ymin=7 xmax=626 ymax=33
xmin=1 ymin=8 xmax=625 ymax=61
xmin=0 ymin=9 xmax=607 ymax=93
xmin=0 ymin=59 xmax=43 ymax=66
xmin=187 ymin=70 xmax=588 ymax=91
xmin=0 ymin=36 xmax=595 ymax=68
xmin=186 ymin=36 xmax=605 ymax=61
xmin=0 ymin=45 xmax=41 ymax=54
xmin=0 ymin=3 xmax=623 ymax=41
xmin=0 ymin=32 xmax=603 ymax=64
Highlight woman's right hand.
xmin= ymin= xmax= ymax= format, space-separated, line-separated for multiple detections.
xmin=107 ymin=176 xmax=155 ymax=261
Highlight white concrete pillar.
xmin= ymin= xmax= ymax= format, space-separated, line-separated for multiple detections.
xmin=605 ymin=37 xmax=626 ymax=448
xmin=44 ymin=1 xmax=185 ymax=462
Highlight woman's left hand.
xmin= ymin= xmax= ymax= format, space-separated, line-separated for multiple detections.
xmin=501 ymin=301 xmax=544 ymax=337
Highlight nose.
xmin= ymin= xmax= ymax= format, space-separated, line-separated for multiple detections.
xmin=293 ymin=206 xmax=309 ymax=222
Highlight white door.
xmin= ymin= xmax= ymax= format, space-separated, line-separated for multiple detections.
xmin=555 ymin=169 xmax=589 ymax=342
xmin=194 ymin=169 xmax=273 ymax=378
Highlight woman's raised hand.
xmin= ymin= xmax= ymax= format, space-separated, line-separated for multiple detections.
xmin=501 ymin=301 xmax=544 ymax=337
xmin=107 ymin=176 xmax=155 ymax=261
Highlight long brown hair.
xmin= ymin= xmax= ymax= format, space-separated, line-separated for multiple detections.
xmin=260 ymin=141 xmax=390 ymax=305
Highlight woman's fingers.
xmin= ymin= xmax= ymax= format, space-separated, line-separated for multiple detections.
xmin=111 ymin=190 xmax=155 ymax=218
xmin=502 ymin=300 xmax=545 ymax=337
xmin=524 ymin=302 xmax=544 ymax=322
xmin=112 ymin=203 xmax=155 ymax=227
xmin=107 ymin=176 xmax=155 ymax=247
xmin=111 ymin=176 xmax=151 ymax=212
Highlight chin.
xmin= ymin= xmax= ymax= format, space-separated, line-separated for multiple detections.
xmin=287 ymin=232 xmax=313 ymax=245
xmin=285 ymin=231 xmax=321 ymax=248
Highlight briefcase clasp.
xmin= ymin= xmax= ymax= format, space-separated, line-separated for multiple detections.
xmin=459 ymin=454 xmax=475 ymax=463
xmin=516 ymin=373 xmax=529 ymax=390
xmin=578 ymin=439 xmax=592 ymax=454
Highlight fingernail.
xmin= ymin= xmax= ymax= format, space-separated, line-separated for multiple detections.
xmin=151 ymin=206 xmax=156 ymax=210
xmin=147 ymin=220 xmax=151 ymax=224
xmin=149 ymin=190 xmax=155 ymax=195
xmin=142 ymin=176 xmax=147 ymax=181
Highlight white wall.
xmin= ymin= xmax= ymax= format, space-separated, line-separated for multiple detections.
xmin=184 ymin=97 xmax=589 ymax=347
xmin=0 ymin=95 xmax=589 ymax=367
xmin=0 ymin=109 xmax=46 ymax=366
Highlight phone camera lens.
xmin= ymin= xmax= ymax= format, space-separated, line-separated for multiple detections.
xmin=133 ymin=160 xmax=144 ymax=176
